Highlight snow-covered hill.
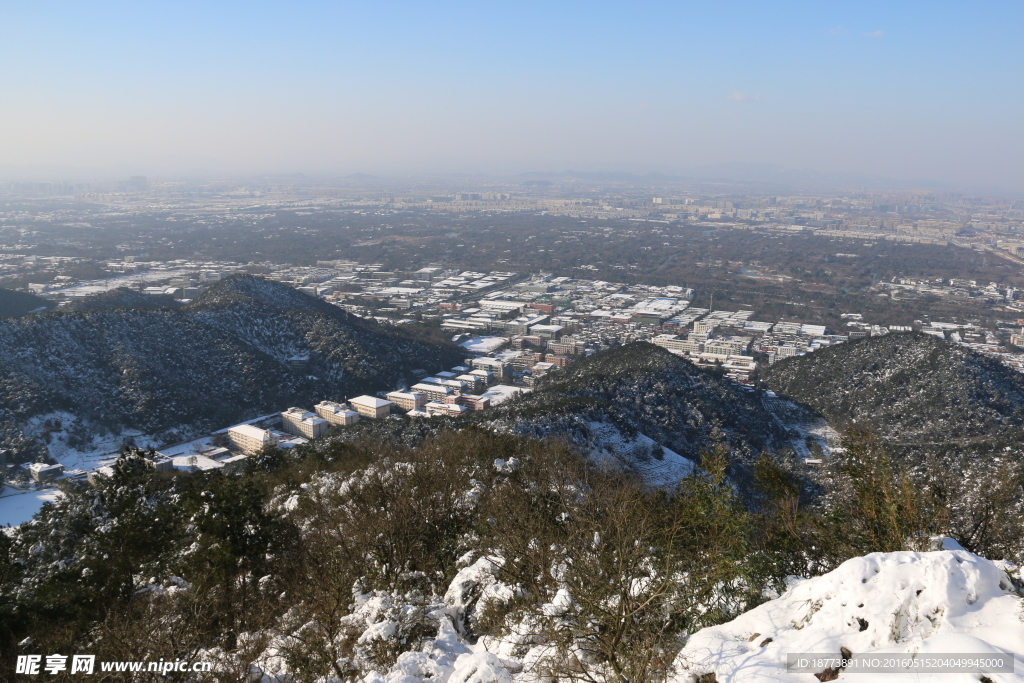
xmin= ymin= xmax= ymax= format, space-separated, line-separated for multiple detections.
xmin=485 ymin=342 xmax=788 ymax=465
xmin=764 ymin=333 xmax=1024 ymax=446
xmin=0 ymin=276 xmax=462 ymax=462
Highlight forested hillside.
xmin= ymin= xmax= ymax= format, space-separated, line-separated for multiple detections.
xmin=0 ymin=287 xmax=55 ymax=318
xmin=485 ymin=342 xmax=787 ymax=467
xmin=763 ymin=332 xmax=1024 ymax=447
xmin=0 ymin=276 xmax=462 ymax=461
xmin=4 ymin=428 xmax=1022 ymax=682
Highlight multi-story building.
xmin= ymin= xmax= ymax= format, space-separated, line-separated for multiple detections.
xmin=457 ymin=394 xmax=491 ymax=411
xmin=651 ymin=334 xmax=697 ymax=353
xmin=349 ymin=395 xmax=394 ymax=419
xmin=386 ymin=390 xmax=428 ymax=412
xmin=228 ymin=424 xmax=279 ymax=454
xmin=530 ymin=324 xmax=564 ymax=339
xmin=512 ymin=335 xmax=543 ymax=349
xmin=545 ymin=354 xmax=569 ymax=367
xmin=469 ymin=369 xmax=495 ymax=386
xmin=456 ymin=374 xmax=487 ymax=393
xmin=315 ymin=400 xmax=360 ymax=426
xmin=281 ymin=407 xmax=330 ymax=439
xmin=471 ymin=357 xmax=509 ymax=377
xmin=704 ymin=339 xmax=749 ymax=356
xmin=441 ymin=378 xmax=469 ymax=392
xmin=410 ymin=382 xmax=455 ymax=402
xmin=424 ymin=401 xmax=469 ymax=417
xmin=547 ymin=339 xmax=585 ymax=355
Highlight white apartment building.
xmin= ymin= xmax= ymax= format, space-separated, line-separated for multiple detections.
xmin=471 ymin=357 xmax=509 ymax=377
xmin=651 ymin=335 xmax=703 ymax=354
xmin=281 ymin=407 xmax=330 ymax=439
xmin=315 ymin=400 xmax=361 ymax=426
xmin=456 ymin=374 xmax=487 ymax=393
xmin=410 ymin=382 xmax=455 ymax=402
xmin=424 ymin=401 xmax=469 ymax=417
xmin=228 ymin=424 xmax=279 ymax=454
xmin=386 ymin=390 xmax=428 ymax=412
xmin=349 ymin=395 xmax=393 ymax=419
xmin=469 ymin=369 xmax=495 ymax=385
xmin=704 ymin=339 xmax=749 ymax=356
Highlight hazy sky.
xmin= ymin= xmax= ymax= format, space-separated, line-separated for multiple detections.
xmin=1 ymin=1 xmax=1022 ymax=189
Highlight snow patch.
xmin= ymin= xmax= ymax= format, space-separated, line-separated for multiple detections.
xmin=0 ymin=487 xmax=63 ymax=529
xmin=671 ymin=549 xmax=1024 ymax=682
xmin=480 ymin=385 xmax=528 ymax=406
xmin=586 ymin=421 xmax=695 ymax=486
xmin=460 ymin=337 xmax=509 ymax=354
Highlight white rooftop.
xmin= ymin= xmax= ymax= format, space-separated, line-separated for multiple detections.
xmin=228 ymin=424 xmax=272 ymax=440
xmin=350 ymin=395 xmax=393 ymax=408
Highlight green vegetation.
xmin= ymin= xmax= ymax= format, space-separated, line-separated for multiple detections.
xmin=3 ymin=425 xmax=1020 ymax=681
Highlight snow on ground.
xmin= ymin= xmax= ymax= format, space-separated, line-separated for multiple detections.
xmin=459 ymin=336 xmax=509 ymax=354
xmin=249 ymin=546 xmax=1024 ymax=683
xmin=9 ymin=412 xmax=226 ymax=526
xmin=761 ymin=395 xmax=841 ymax=461
xmin=24 ymin=411 xmax=166 ymax=472
xmin=671 ymin=544 xmax=1024 ymax=682
xmin=0 ymin=487 xmax=62 ymax=529
xmin=48 ymin=268 xmax=194 ymax=298
xmin=480 ymin=385 xmax=528 ymax=406
xmin=586 ymin=421 xmax=695 ymax=486
xmin=788 ymin=418 xmax=842 ymax=462
xmin=157 ymin=436 xmax=217 ymax=457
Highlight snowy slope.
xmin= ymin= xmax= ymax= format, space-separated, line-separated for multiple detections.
xmin=243 ymin=538 xmax=1024 ymax=683
xmin=584 ymin=421 xmax=695 ymax=486
xmin=764 ymin=332 xmax=1024 ymax=442
xmin=484 ymin=342 xmax=787 ymax=463
xmin=0 ymin=276 xmax=463 ymax=462
xmin=671 ymin=545 xmax=1024 ymax=682
xmin=0 ymin=488 xmax=62 ymax=530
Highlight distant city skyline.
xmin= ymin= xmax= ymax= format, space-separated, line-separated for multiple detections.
xmin=1 ymin=1 xmax=1022 ymax=192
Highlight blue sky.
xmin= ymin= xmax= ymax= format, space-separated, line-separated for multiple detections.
xmin=1 ymin=1 xmax=1021 ymax=189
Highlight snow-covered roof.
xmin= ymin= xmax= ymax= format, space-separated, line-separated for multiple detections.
xmin=228 ymin=424 xmax=272 ymax=441
xmin=171 ymin=455 xmax=224 ymax=472
xmin=350 ymin=395 xmax=392 ymax=409
xmin=480 ymin=384 xmax=527 ymax=405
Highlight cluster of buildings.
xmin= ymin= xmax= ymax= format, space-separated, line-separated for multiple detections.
xmin=214 ymin=360 xmax=523 ymax=458
xmin=65 ymin=373 xmax=517 ymax=485
xmin=289 ymin=263 xmax=522 ymax=313
xmin=262 ymin=358 xmax=520 ymax=438
xmin=877 ymin=277 xmax=1023 ymax=311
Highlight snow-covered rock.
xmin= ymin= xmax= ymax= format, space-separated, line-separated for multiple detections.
xmin=672 ymin=549 xmax=1024 ymax=682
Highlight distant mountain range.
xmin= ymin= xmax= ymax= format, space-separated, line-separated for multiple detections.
xmin=0 ymin=276 xmax=463 ymax=461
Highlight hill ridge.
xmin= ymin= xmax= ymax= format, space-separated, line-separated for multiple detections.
xmin=0 ymin=277 xmax=462 ymax=461
xmin=763 ymin=332 xmax=1024 ymax=445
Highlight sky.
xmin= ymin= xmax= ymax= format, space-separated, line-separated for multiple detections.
xmin=1 ymin=1 xmax=1022 ymax=190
